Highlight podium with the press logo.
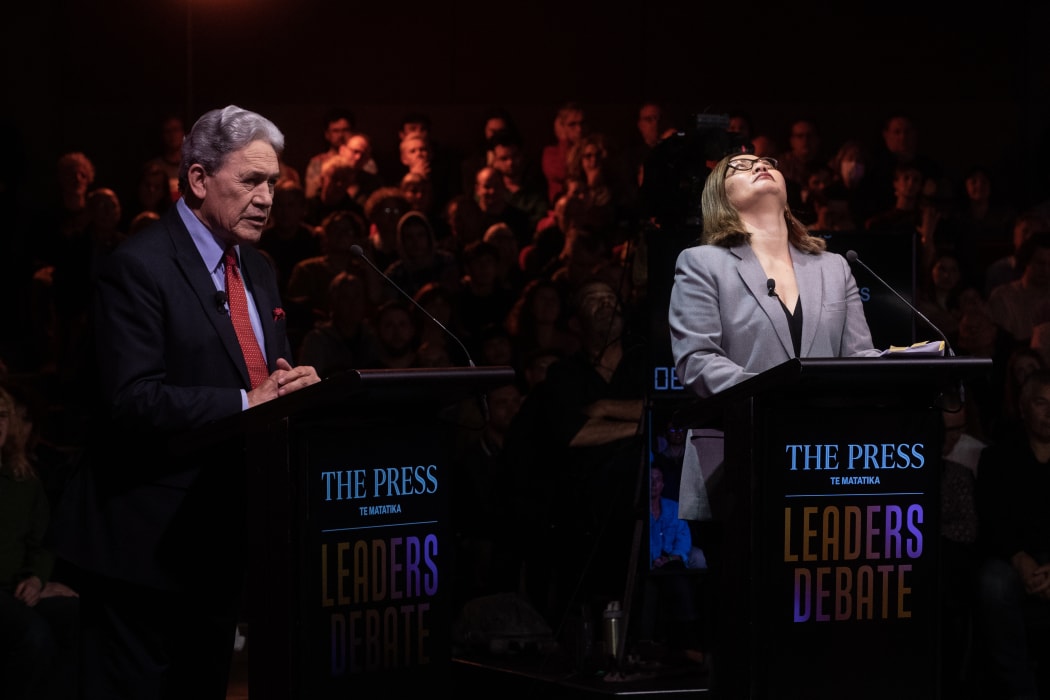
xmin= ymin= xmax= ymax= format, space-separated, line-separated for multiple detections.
xmin=672 ymin=356 xmax=990 ymax=700
xmin=180 ymin=366 xmax=515 ymax=697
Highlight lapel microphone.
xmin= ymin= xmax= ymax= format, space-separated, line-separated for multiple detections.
xmin=214 ymin=290 xmax=229 ymax=314
xmin=767 ymin=278 xmax=778 ymax=298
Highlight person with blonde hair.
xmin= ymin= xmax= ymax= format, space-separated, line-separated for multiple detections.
xmin=541 ymin=101 xmax=587 ymax=204
xmin=668 ymin=153 xmax=880 ymax=525
xmin=976 ymin=369 xmax=1050 ymax=698
xmin=670 ymin=153 xmax=878 ymax=400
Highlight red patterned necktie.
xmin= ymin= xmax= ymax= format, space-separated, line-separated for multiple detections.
xmin=223 ymin=247 xmax=269 ymax=389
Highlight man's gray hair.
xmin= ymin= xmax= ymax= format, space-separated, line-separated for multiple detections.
xmin=178 ymin=105 xmax=285 ymax=192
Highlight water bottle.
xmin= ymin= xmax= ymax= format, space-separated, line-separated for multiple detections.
xmin=602 ymin=600 xmax=623 ymax=661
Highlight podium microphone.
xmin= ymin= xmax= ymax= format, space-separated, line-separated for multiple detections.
xmin=845 ymin=250 xmax=955 ymax=357
xmin=350 ymin=244 xmax=476 ymax=368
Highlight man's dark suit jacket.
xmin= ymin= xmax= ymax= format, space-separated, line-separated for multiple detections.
xmin=56 ymin=205 xmax=293 ymax=596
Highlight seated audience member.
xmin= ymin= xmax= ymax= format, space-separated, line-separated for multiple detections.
xmin=399 ymin=170 xmax=431 ymax=212
xmin=475 ymin=322 xmax=517 ymax=369
xmin=381 ymin=211 xmax=460 ymax=302
xmin=791 ymin=162 xmax=834 ymax=226
xmin=336 ymin=132 xmax=382 ymax=203
xmin=304 ymin=155 xmax=367 ymax=227
xmin=451 ymin=380 xmax=525 ymax=609
xmin=519 ymin=347 xmax=563 ymax=393
xmin=458 ymin=107 xmax=520 ymax=196
xmin=946 ymin=165 xmax=1016 ymax=267
xmin=1031 ymin=300 xmax=1050 ymax=370
xmin=649 ymin=416 xmax=686 ymax=502
xmin=749 ymin=132 xmax=779 ymax=158
xmin=827 ymin=138 xmax=880 ymax=229
xmin=482 ymin=222 xmax=525 ymax=296
xmin=296 ymin=271 xmax=382 ymax=377
xmin=441 ymin=193 xmax=487 ymax=256
xmin=504 ymin=277 xmax=580 ymax=361
xmin=412 ymin=282 xmax=469 ymax=367
xmin=488 ymin=128 xmax=549 ymax=233
xmin=303 ymin=107 xmax=355 ymax=199
xmin=990 ymin=346 xmax=1046 ymax=442
xmin=864 ymin=160 xmax=927 ymax=225
xmin=473 ymin=166 xmax=534 ymax=249
xmin=625 ymin=101 xmax=675 ymax=195
xmin=372 ymin=299 xmax=420 ymax=370
xmin=134 ymin=160 xmax=173 ymax=219
xmin=3 ymin=380 xmax=81 ymax=540
xmin=864 ymin=161 xmax=963 ymax=275
xmin=987 ymin=231 xmax=1050 ymax=350
xmin=415 ymin=340 xmax=453 ymax=368
xmin=915 ymin=253 xmax=968 ymax=349
xmin=532 ymin=177 xmax=589 ymax=237
xmin=975 ymin=369 xmax=1050 ymax=699
xmin=939 ymin=392 xmax=984 ymax=696
xmin=565 ymin=133 xmax=624 ymax=240
xmin=541 ymin=102 xmax=587 ymax=205
xmin=363 ymin=187 xmax=411 ymax=272
xmin=0 ymin=385 xmax=79 ymax=700
xmin=285 ymin=209 xmax=372 ymax=349
xmin=503 ymin=278 xmax=645 ymax=631
xmin=640 ymin=464 xmax=705 ymax=664
xmin=394 ymin=111 xmax=459 ymax=211
xmin=777 ymin=117 xmax=825 ymax=198
xmin=985 ymin=211 xmax=1050 ymax=298
xmin=258 ymin=180 xmax=320 ymax=296
xmin=455 ymin=240 xmax=517 ymax=349
xmin=549 ymin=224 xmax=613 ymax=307
xmin=956 ymin=288 xmax=998 ymax=359
xmin=808 ymin=182 xmax=856 ymax=232
xmin=866 ymin=113 xmax=945 ymax=216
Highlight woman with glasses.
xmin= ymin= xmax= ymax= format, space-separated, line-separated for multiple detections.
xmin=662 ymin=153 xmax=887 ymax=665
xmin=666 ymin=152 xmax=880 ymax=526
xmin=668 ymin=153 xmax=879 ymax=401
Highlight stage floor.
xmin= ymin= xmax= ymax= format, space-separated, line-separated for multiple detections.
xmin=227 ymin=617 xmax=714 ymax=698
xmin=451 ymin=641 xmax=712 ymax=698
xmin=228 ymin=649 xmax=711 ymax=699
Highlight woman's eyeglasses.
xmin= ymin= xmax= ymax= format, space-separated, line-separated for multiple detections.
xmin=726 ymin=156 xmax=779 ymax=173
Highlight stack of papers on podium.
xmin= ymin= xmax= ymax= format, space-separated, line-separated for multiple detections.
xmin=879 ymin=340 xmax=945 ymax=357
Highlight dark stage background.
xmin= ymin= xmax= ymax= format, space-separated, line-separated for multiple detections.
xmin=4 ymin=1 xmax=1050 ymax=217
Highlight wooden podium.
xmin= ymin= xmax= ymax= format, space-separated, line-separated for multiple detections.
xmin=671 ymin=356 xmax=990 ymax=700
xmin=179 ymin=366 xmax=515 ymax=697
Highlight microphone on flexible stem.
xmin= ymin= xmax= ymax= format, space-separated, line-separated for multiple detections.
xmin=350 ymin=244 xmax=476 ymax=368
xmin=350 ymin=244 xmax=489 ymax=423
xmin=214 ymin=290 xmax=228 ymax=314
xmin=766 ymin=278 xmax=778 ymax=298
xmin=845 ymin=250 xmax=955 ymax=357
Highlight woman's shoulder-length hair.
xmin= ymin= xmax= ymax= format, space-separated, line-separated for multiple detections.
xmin=699 ymin=155 xmax=826 ymax=255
